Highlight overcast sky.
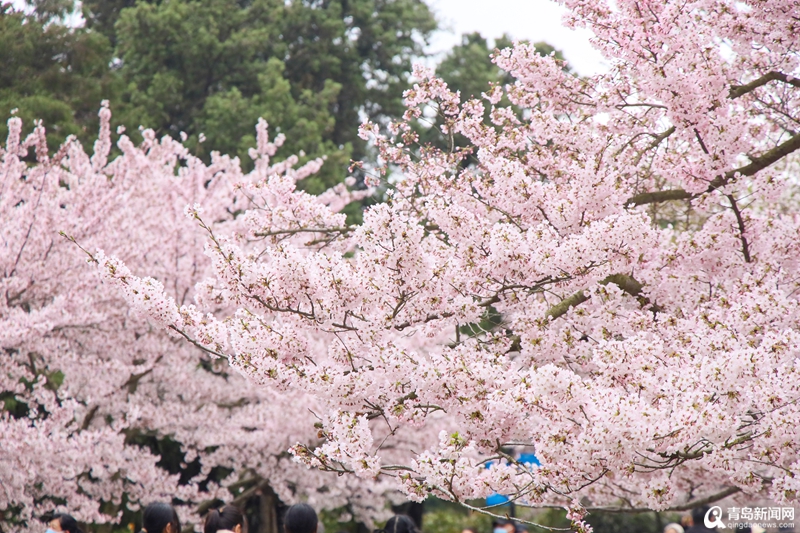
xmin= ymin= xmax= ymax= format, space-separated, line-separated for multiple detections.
xmin=428 ymin=0 xmax=608 ymax=75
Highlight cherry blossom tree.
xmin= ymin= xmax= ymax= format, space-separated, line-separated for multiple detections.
xmin=92 ymin=0 xmax=800 ymax=529
xmin=0 ymin=109 xmax=385 ymax=532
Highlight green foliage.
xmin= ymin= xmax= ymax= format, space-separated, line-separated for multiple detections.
xmin=82 ymin=0 xmax=136 ymax=46
xmin=417 ymin=33 xmax=566 ymax=164
xmin=104 ymin=0 xmax=436 ymax=187
xmin=0 ymin=390 xmax=30 ymax=419
xmin=45 ymin=369 xmax=65 ymax=391
xmin=436 ymin=33 xmax=565 ymax=100
xmin=436 ymin=33 xmax=515 ymax=101
xmin=276 ymin=0 xmax=437 ymax=152
xmin=6 ymin=0 xmax=436 ymax=189
xmin=0 ymin=4 xmax=121 ymax=151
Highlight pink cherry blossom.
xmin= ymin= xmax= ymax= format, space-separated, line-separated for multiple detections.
xmin=5 ymin=0 xmax=800 ymax=531
xmin=1 ymin=111 xmax=387 ymax=531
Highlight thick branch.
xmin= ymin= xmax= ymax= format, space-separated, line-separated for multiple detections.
xmin=717 ymin=130 xmax=800 ymax=185
xmin=730 ymin=71 xmax=800 ymax=99
xmin=627 ymin=189 xmax=693 ymax=206
xmin=727 ymin=194 xmax=751 ymax=263
xmin=545 ymin=273 xmax=644 ymax=321
xmin=627 ymin=131 xmax=800 ymax=206
xmin=80 ymin=405 xmax=99 ymax=431
xmin=123 ymin=366 xmax=157 ymax=394
xmin=196 ymin=477 xmax=272 ymax=516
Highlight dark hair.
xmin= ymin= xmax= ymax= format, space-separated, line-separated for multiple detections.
xmin=284 ymin=504 xmax=318 ymax=533
xmin=52 ymin=513 xmax=83 ymax=533
xmin=205 ymin=505 xmax=246 ymax=533
xmin=691 ymin=507 xmax=710 ymax=527
xmin=383 ymin=515 xmax=419 ymax=533
xmin=143 ymin=502 xmax=181 ymax=533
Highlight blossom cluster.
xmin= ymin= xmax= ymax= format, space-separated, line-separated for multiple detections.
xmin=95 ymin=0 xmax=800 ymax=526
xmin=5 ymin=0 xmax=800 ymax=529
xmin=0 ymin=109 xmax=386 ymax=530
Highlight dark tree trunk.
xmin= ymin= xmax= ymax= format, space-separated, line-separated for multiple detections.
xmin=245 ymin=482 xmax=286 ymax=533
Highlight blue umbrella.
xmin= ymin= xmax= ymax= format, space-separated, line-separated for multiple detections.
xmin=486 ymin=493 xmax=511 ymax=506
xmin=485 ymin=453 xmax=540 ymax=505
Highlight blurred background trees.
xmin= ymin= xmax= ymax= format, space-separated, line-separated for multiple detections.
xmin=2 ymin=0 xmax=439 ymax=192
xmin=2 ymin=0 xmax=568 ymax=190
xmin=0 ymin=3 xmax=119 ymax=151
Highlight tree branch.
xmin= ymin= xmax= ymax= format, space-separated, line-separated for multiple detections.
xmin=581 ymin=486 xmax=742 ymax=513
xmin=167 ymin=325 xmax=228 ymax=359
xmin=726 ymin=194 xmax=751 ymax=263
xmin=80 ymin=405 xmax=99 ymax=431
xmin=545 ymin=273 xmax=646 ymax=321
xmin=627 ymin=131 xmax=800 ymax=206
xmin=195 ymin=477 xmax=272 ymax=516
xmin=729 ymin=71 xmax=800 ymax=99
xmin=627 ymin=189 xmax=693 ymax=206
xmin=254 ymin=226 xmax=351 ymax=238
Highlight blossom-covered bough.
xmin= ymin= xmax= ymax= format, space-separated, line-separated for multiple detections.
xmin=0 ymin=108 xmax=388 ymax=531
xmin=19 ymin=0 xmax=800 ymax=530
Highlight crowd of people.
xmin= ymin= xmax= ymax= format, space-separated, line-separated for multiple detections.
xmin=40 ymin=504 xmax=796 ymax=533
xmin=43 ymin=501 xmax=324 ymax=533
xmin=41 ymin=504 xmax=452 ymax=533
xmin=42 ymin=503 xmax=429 ymax=533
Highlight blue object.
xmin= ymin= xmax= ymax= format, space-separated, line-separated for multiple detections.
xmin=484 ymin=453 xmax=540 ymax=506
xmin=486 ymin=493 xmax=510 ymax=506
xmin=518 ymin=453 xmax=540 ymax=466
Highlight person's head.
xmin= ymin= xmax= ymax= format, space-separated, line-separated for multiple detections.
xmin=681 ymin=515 xmax=693 ymax=528
xmin=492 ymin=520 xmax=515 ymax=533
xmin=691 ymin=507 xmax=710 ymax=528
xmin=284 ymin=504 xmax=318 ymax=533
xmin=664 ymin=523 xmax=685 ymax=533
xmin=383 ymin=515 xmax=419 ymax=533
xmin=47 ymin=513 xmax=82 ymax=533
xmin=204 ymin=505 xmax=246 ymax=533
xmin=461 ymin=528 xmax=478 ymax=533
xmin=142 ymin=502 xmax=181 ymax=533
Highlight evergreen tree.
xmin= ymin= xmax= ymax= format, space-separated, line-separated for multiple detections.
xmin=83 ymin=0 xmax=437 ymax=191
xmin=418 ymin=32 xmax=566 ymax=161
xmin=0 ymin=4 xmax=120 ymax=151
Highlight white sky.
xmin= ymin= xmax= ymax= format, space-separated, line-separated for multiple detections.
xmin=428 ymin=0 xmax=608 ymax=75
